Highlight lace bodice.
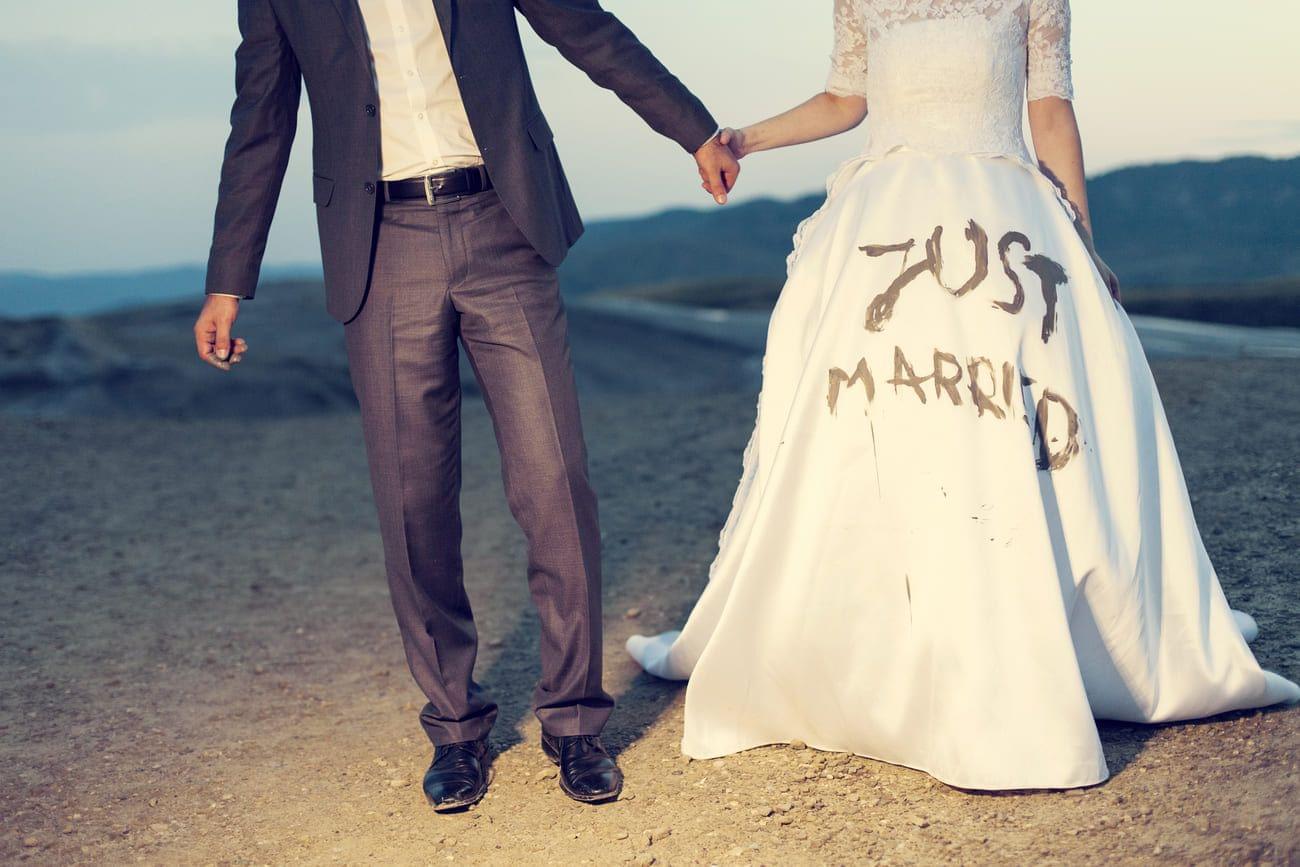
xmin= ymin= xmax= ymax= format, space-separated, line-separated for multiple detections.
xmin=827 ymin=0 xmax=1074 ymax=163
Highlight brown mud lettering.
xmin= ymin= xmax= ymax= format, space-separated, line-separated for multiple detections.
xmin=888 ymin=346 xmax=931 ymax=403
xmin=863 ymin=227 xmax=943 ymax=332
xmin=827 ymin=358 xmax=876 ymax=415
xmin=967 ymin=357 xmax=1006 ymax=419
xmin=1034 ymin=389 xmax=1081 ymax=471
xmin=994 ymin=231 xmax=1031 ymax=314
xmin=1001 ymin=361 xmax=1016 ymax=409
xmin=932 ymin=350 xmax=964 ymax=405
xmin=860 ymin=239 xmax=917 ymax=259
xmin=944 ymin=220 xmax=990 ymax=297
xmin=1024 ymin=253 xmax=1068 ymax=344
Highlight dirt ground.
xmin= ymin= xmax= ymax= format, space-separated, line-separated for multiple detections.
xmin=2 ymin=356 xmax=1297 ymax=866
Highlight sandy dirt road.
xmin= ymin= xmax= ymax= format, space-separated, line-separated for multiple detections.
xmin=1 ymin=309 xmax=1297 ymax=865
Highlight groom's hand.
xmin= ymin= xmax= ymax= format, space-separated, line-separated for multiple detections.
xmin=193 ymin=295 xmax=247 ymax=372
xmin=694 ymin=134 xmax=740 ymax=205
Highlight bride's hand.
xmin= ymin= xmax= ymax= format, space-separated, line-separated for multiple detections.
xmin=718 ymin=127 xmax=750 ymax=160
xmin=1091 ymin=249 xmax=1121 ymax=303
xmin=1074 ymin=219 xmax=1122 ymax=303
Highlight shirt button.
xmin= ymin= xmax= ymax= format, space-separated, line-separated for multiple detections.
xmin=364 ymin=104 xmax=376 ymax=117
xmin=417 ymin=112 xmax=425 ymax=119
xmin=364 ymin=182 xmax=376 ymax=195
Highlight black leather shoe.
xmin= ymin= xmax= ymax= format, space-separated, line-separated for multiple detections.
xmin=422 ymin=738 xmax=490 ymax=812
xmin=541 ymin=734 xmax=623 ymax=803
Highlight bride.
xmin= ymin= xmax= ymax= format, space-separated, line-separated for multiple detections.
xmin=628 ymin=0 xmax=1299 ymax=790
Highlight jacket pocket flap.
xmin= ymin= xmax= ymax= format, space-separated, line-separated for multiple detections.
xmin=526 ymin=113 xmax=554 ymax=150
xmin=312 ymin=174 xmax=335 ymax=207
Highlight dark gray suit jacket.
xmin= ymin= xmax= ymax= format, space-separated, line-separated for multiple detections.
xmin=205 ymin=0 xmax=717 ymax=323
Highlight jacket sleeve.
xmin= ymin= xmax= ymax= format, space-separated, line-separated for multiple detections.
xmin=514 ymin=0 xmax=717 ymax=154
xmin=205 ymin=0 xmax=302 ymax=300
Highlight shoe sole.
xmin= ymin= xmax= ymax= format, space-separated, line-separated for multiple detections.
xmin=542 ymin=741 xmax=623 ymax=804
xmin=426 ymin=768 xmax=492 ymax=814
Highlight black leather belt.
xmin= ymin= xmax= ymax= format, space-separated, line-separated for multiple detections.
xmin=383 ymin=165 xmax=492 ymax=204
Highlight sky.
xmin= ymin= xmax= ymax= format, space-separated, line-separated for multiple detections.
xmin=1 ymin=0 xmax=1297 ymax=274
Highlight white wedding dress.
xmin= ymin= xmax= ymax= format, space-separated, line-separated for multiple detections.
xmin=627 ymin=0 xmax=1299 ymax=790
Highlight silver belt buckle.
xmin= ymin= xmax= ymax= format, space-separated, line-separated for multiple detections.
xmin=423 ymin=173 xmax=437 ymax=206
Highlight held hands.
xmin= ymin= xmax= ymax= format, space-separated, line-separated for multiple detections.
xmin=694 ymin=132 xmax=742 ymax=205
xmin=718 ymin=127 xmax=750 ymax=159
xmin=193 ymin=295 xmax=248 ymax=371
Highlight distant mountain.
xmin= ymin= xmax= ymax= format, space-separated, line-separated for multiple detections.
xmin=1086 ymin=156 xmax=1300 ymax=286
xmin=557 ymin=194 xmax=821 ymax=296
xmin=558 ymin=154 xmax=1300 ymax=294
xmin=0 ymin=263 xmax=320 ymax=318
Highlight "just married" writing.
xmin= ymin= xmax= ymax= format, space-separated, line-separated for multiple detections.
xmin=826 ymin=221 xmax=1082 ymax=471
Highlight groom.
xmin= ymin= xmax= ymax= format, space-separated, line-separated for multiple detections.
xmin=194 ymin=0 xmax=738 ymax=810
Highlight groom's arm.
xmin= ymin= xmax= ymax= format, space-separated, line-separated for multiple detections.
xmin=514 ymin=0 xmax=717 ymax=154
xmin=205 ymin=0 xmax=302 ymax=301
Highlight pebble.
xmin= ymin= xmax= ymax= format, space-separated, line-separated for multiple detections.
xmin=753 ymin=807 xmax=773 ymax=818
xmin=624 ymin=608 xmax=642 ymax=619
xmin=647 ymin=826 xmax=672 ymax=844
xmin=910 ymin=815 xmax=930 ymax=828
xmin=777 ymin=815 xmax=794 ymax=826
xmin=535 ymin=769 xmax=557 ymax=782
xmin=789 ymin=740 xmax=807 ymax=750
xmin=22 ymin=837 xmax=39 ymax=848
xmin=615 ymin=831 xmax=629 ymax=840
xmin=149 ymin=823 xmax=170 ymax=834
xmin=632 ymin=855 xmax=656 ymax=867
xmin=487 ymin=638 xmax=504 ymax=649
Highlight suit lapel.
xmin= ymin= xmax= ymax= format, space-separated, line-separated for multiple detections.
xmin=328 ymin=0 xmax=372 ymax=62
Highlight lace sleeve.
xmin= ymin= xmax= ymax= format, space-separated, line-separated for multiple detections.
xmin=1027 ymin=0 xmax=1074 ymax=101
xmin=826 ymin=0 xmax=868 ymax=99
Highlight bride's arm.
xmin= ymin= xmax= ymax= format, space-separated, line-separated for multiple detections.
xmin=1028 ymin=97 xmax=1090 ymax=232
xmin=717 ymin=0 xmax=869 ymax=159
xmin=1025 ymin=0 xmax=1119 ymax=299
xmin=720 ymin=93 xmax=868 ymax=158
xmin=1028 ymin=97 xmax=1120 ymax=299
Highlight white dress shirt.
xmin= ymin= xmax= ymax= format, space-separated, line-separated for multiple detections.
xmin=211 ymin=0 xmax=483 ymax=301
xmin=357 ymin=0 xmax=483 ymax=180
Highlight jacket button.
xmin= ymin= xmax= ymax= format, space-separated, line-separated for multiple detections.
xmin=364 ymin=104 xmax=376 ymax=117
xmin=363 ymin=182 xmax=376 ymax=195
